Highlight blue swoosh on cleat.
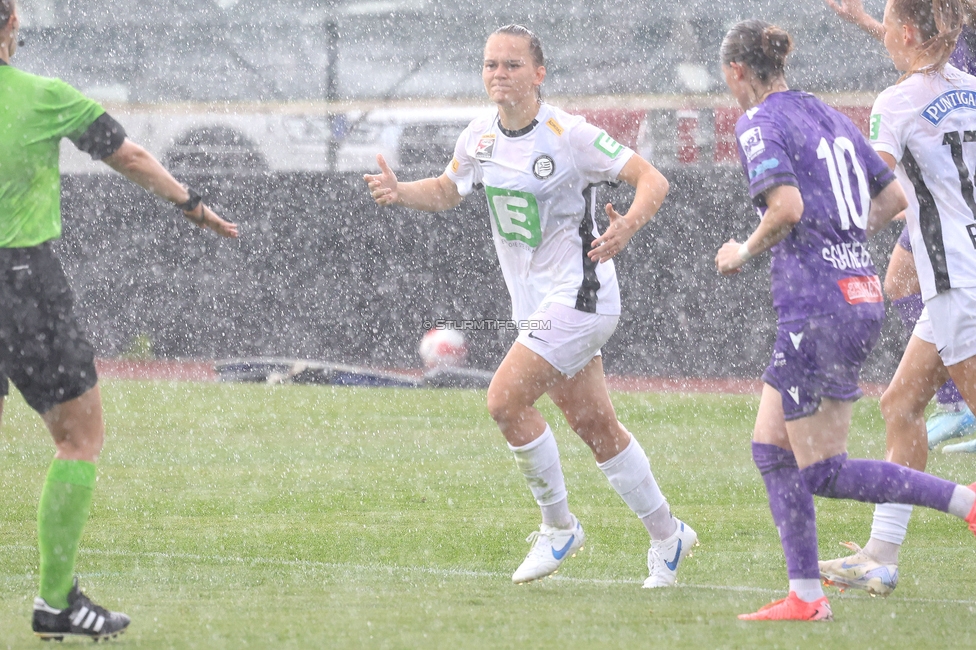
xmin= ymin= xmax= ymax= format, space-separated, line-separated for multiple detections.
xmin=551 ymin=536 xmax=575 ymax=560
xmin=664 ymin=540 xmax=683 ymax=571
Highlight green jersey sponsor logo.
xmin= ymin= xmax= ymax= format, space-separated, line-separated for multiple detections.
xmin=870 ymin=114 xmax=882 ymax=141
xmin=594 ymin=131 xmax=623 ymax=158
xmin=485 ymin=186 xmax=542 ymax=248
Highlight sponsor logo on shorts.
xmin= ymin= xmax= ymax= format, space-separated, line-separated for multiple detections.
xmin=788 ymin=386 xmax=800 ymax=404
xmin=921 ymin=90 xmax=976 ymax=126
xmin=739 ymin=127 xmax=765 ymax=161
xmin=533 ymin=155 xmax=555 ymax=180
xmin=475 ymin=135 xmax=496 ymax=160
xmin=789 ymin=332 xmax=804 ymax=350
xmin=838 ymin=275 xmax=883 ymax=305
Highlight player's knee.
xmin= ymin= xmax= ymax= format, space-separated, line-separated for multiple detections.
xmin=879 ymin=383 xmax=922 ymax=424
xmin=798 ymin=454 xmax=845 ymax=497
xmin=486 ymin=386 xmax=518 ymax=424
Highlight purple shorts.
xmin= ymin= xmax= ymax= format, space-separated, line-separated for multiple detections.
xmin=762 ymin=314 xmax=883 ymax=421
xmin=897 ymin=224 xmax=912 ymax=253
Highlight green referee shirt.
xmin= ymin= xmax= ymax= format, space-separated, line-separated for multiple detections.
xmin=0 ymin=59 xmax=105 ymax=248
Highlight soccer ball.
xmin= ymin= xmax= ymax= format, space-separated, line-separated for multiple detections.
xmin=419 ymin=328 xmax=467 ymax=369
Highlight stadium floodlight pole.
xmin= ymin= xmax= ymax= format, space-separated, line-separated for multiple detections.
xmin=325 ymin=18 xmax=339 ymax=171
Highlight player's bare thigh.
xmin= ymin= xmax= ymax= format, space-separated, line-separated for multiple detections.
xmin=486 ymin=341 xmax=564 ymax=446
xmin=547 ymin=356 xmax=629 ymax=463
xmin=879 ymin=335 xmax=946 ymax=468
xmin=753 ymin=384 xmax=850 ymax=467
xmin=884 ymin=241 xmax=920 ymax=300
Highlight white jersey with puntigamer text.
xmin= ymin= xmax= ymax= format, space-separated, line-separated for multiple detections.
xmin=871 ymin=64 xmax=976 ymax=301
xmin=445 ymin=103 xmax=634 ymax=323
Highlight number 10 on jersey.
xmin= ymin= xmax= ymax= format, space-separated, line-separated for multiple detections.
xmin=817 ymin=136 xmax=871 ymax=231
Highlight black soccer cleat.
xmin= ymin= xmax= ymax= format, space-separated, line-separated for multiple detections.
xmin=32 ymin=578 xmax=130 ymax=641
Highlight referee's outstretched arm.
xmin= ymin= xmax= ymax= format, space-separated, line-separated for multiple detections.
xmin=103 ymin=140 xmax=239 ymax=239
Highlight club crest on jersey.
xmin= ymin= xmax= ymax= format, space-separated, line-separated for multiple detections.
xmin=475 ymin=135 xmax=496 ymax=160
xmin=921 ymin=89 xmax=976 ymax=126
xmin=739 ymin=127 xmax=765 ymax=161
xmin=533 ymin=155 xmax=555 ymax=179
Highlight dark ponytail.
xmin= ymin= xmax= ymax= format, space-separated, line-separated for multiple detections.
xmin=720 ymin=20 xmax=794 ymax=83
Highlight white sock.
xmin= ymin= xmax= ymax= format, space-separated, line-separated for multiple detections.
xmin=948 ymin=485 xmax=976 ymax=519
xmin=596 ymin=433 xmax=671 ymax=538
xmin=509 ymin=425 xmax=572 ymax=528
xmin=789 ymin=578 xmax=825 ymax=603
xmin=642 ymin=503 xmax=677 ymax=540
xmin=863 ymin=503 xmax=912 ymax=564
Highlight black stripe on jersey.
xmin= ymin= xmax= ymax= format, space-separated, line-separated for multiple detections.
xmin=942 ymin=131 xmax=976 ymax=218
xmin=903 ymin=147 xmax=951 ymax=293
xmin=575 ymin=184 xmax=601 ymax=313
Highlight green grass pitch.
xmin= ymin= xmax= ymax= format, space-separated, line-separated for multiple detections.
xmin=1 ymin=381 xmax=975 ymax=648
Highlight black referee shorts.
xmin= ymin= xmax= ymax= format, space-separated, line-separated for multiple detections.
xmin=0 ymin=243 xmax=98 ymax=413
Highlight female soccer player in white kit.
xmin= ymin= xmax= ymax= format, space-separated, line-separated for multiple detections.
xmin=818 ymin=0 xmax=976 ymax=596
xmin=365 ymin=24 xmax=697 ymax=587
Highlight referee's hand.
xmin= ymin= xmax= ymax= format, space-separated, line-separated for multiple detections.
xmin=364 ymin=154 xmax=399 ymax=206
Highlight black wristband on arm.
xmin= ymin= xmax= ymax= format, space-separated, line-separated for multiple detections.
xmin=176 ymin=188 xmax=203 ymax=213
xmin=72 ymin=112 xmax=127 ymax=160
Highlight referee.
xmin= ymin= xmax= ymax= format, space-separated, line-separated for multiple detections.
xmin=0 ymin=1 xmax=238 ymax=641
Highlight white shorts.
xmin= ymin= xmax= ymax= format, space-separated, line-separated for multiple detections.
xmin=515 ymin=301 xmax=619 ymax=377
xmin=914 ymin=287 xmax=976 ymax=366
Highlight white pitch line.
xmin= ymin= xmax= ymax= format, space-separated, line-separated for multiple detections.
xmin=3 ymin=544 xmax=974 ymax=606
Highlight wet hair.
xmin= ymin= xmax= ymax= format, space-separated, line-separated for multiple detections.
xmin=720 ymin=20 xmax=794 ymax=83
xmin=490 ymin=24 xmax=545 ymax=68
xmin=488 ymin=24 xmax=545 ymax=101
xmin=0 ymin=0 xmax=14 ymax=29
xmin=889 ymin=0 xmax=970 ymax=77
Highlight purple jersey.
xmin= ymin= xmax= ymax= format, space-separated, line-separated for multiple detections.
xmin=949 ymin=25 xmax=976 ymax=76
xmin=735 ymin=90 xmax=896 ymax=323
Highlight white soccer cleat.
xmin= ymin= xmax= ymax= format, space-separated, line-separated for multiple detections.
xmin=512 ymin=516 xmax=585 ymax=584
xmin=819 ymin=541 xmax=898 ymax=597
xmin=643 ymin=519 xmax=698 ymax=588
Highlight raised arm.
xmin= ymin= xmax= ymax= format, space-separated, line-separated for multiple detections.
xmin=102 ymin=140 xmax=238 ymax=238
xmin=716 ymin=184 xmax=804 ymax=275
xmin=364 ymin=154 xmax=464 ymax=212
xmin=587 ymin=155 xmax=669 ymax=263
xmin=825 ymin=0 xmax=885 ymax=42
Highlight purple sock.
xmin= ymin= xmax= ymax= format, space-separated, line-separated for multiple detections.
xmin=752 ymin=443 xmax=820 ymax=580
xmin=893 ymin=294 xmax=924 ymax=338
xmin=800 ymin=453 xmax=955 ymax=512
xmin=936 ymin=380 xmax=965 ymax=407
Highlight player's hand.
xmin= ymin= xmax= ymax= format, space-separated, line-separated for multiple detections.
xmin=364 ymin=154 xmax=399 ymax=206
xmin=588 ymin=203 xmax=637 ymax=263
xmin=716 ymin=239 xmax=746 ymax=276
xmin=185 ymin=204 xmax=239 ymax=238
xmin=825 ymin=0 xmax=867 ymax=23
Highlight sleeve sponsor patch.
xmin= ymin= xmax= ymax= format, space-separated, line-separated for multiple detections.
xmin=546 ymin=118 xmax=564 ymax=136
xmin=450 ymin=158 xmax=460 ymax=173
xmin=594 ymin=131 xmax=623 ymax=158
xmin=739 ymin=126 xmax=765 ymax=161
xmin=869 ymin=114 xmax=882 ymax=141
xmin=749 ymin=157 xmax=780 ymax=179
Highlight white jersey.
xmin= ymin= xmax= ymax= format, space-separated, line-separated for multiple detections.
xmin=445 ymin=103 xmax=633 ymax=323
xmin=871 ymin=64 xmax=976 ymax=300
